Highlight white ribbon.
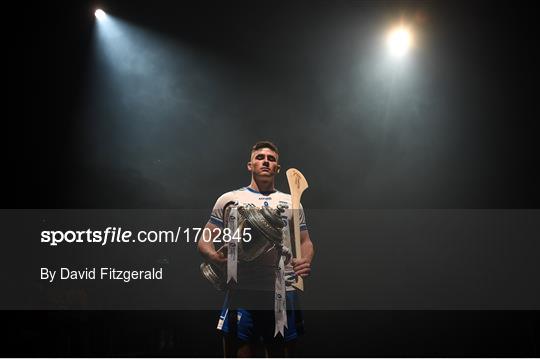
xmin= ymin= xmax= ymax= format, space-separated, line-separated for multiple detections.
xmin=226 ymin=207 xmax=238 ymax=283
xmin=274 ymin=222 xmax=292 ymax=337
xmin=274 ymin=254 xmax=287 ymax=337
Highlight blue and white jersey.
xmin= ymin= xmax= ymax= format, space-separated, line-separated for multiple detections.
xmin=208 ymin=187 xmax=308 ymax=291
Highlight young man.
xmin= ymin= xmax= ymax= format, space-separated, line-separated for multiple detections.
xmin=198 ymin=140 xmax=314 ymax=357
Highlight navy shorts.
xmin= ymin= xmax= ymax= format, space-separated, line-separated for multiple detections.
xmin=217 ymin=290 xmax=304 ymax=342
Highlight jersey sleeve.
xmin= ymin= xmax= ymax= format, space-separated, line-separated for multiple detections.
xmin=299 ymin=202 xmax=308 ymax=232
xmin=208 ymin=192 xmax=234 ymax=228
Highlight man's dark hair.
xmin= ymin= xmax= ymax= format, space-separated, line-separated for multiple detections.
xmin=251 ymin=140 xmax=279 ymax=155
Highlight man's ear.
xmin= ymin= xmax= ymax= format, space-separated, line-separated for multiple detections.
xmin=247 ymin=161 xmax=252 ymax=172
xmin=276 ymin=165 xmax=281 ymax=174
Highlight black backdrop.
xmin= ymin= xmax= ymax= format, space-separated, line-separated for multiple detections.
xmin=3 ymin=0 xmax=539 ymax=356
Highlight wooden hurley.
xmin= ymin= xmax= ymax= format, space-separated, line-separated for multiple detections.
xmin=286 ymin=168 xmax=309 ymax=291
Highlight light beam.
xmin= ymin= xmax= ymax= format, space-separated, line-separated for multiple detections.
xmin=95 ymin=9 xmax=107 ymax=21
xmin=387 ymin=26 xmax=412 ymax=58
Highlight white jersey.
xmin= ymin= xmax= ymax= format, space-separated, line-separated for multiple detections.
xmin=209 ymin=186 xmax=308 ymax=291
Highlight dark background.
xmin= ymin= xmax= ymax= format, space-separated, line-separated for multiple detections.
xmin=3 ymin=0 xmax=539 ymax=356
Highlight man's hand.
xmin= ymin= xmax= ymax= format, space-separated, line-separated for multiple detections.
xmin=198 ymin=222 xmax=228 ymax=267
xmin=292 ymin=257 xmax=311 ymax=278
xmin=205 ymin=247 xmax=227 ymax=267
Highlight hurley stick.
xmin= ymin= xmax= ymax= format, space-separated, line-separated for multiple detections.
xmin=286 ymin=168 xmax=309 ymax=291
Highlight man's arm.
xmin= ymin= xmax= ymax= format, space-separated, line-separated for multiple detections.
xmin=292 ymin=230 xmax=314 ymax=277
xmin=197 ymin=222 xmax=227 ymax=266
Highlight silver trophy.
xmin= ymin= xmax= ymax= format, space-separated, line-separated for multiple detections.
xmin=200 ymin=204 xmax=287 ymax=290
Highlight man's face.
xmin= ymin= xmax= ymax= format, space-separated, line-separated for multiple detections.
xmin=248 ymin=148 xmax=279 ymax=178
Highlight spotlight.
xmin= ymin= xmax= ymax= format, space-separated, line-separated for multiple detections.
xmin=387 ymin=26 xmax=412 ymax=58
xmin=95 ymin=9 xmax=106 ymax=20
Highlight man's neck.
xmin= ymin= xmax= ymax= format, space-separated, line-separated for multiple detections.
xmin=248 ymin=177 xmax=275 ymax=193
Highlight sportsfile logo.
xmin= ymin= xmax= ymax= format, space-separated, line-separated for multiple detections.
xmin=40 ymin=227 xmax=252 ymax=246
